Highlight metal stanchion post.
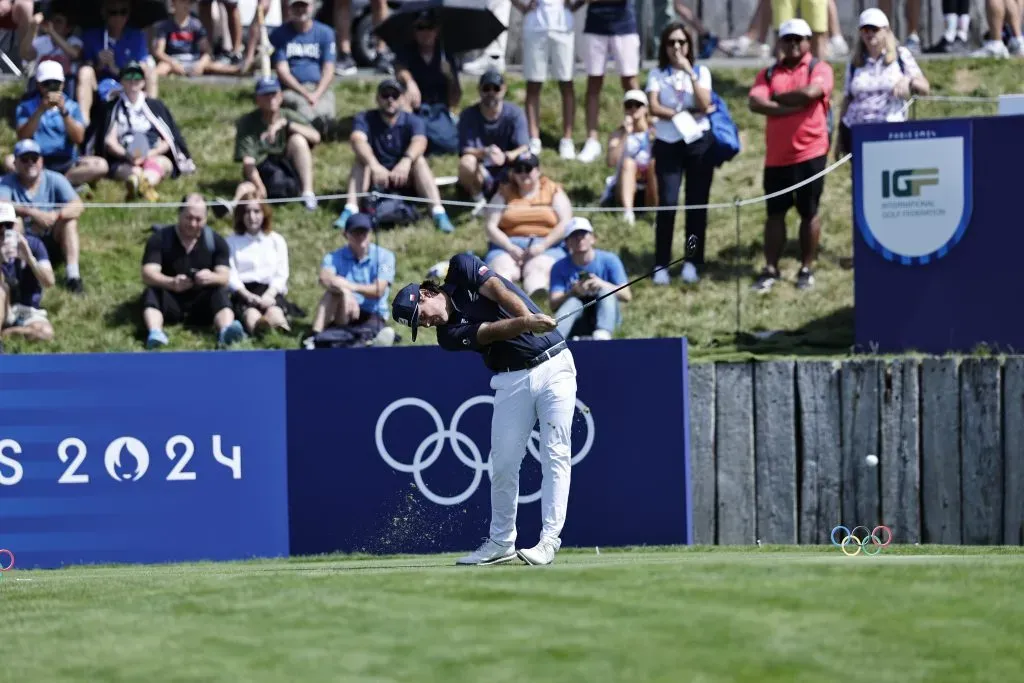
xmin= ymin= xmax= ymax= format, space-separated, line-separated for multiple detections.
xmin=734 ymin=199 xmax=742 ymax=336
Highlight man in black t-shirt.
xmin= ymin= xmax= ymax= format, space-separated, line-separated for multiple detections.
xmin=140 ymin=194 xmax=247 ymax=349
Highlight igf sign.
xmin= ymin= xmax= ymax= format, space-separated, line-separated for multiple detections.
xmin=881 ymin=168 xmax=939 ymax=198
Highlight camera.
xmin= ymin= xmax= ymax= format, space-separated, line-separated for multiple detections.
xmin=578 ymin=272 xmax=592 ymax=281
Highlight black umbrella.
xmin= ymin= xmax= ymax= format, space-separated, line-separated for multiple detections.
xmin=374 ymin=0 xmax=507 ymax=56
xmin=49 ymin=0 xmax=168 ymax=30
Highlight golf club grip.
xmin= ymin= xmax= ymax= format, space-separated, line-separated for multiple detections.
xmin=257 ymin=4 xmax=271 ymax=79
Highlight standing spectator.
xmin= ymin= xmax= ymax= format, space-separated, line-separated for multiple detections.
xmin=772 ymin=0 xmax=828 ymax=58
xmin=154 ymin=0 xmax=239 ymax=79
xmin=19 ymin=9 xmax=82 ymax=88
xmin=719 ymin=0 xmax=772 ymax=58
xmin=141 ymin=194 xmax=246 ymax=349
xmin=310 ymin=212 xmax=396 ymax=348
xmin=227 ymin=193 xmax=292 ymax=335
xmin=483 ymin=152 xmax=569 ymax=297
xmin=457 ymin=69 xmax=530 ymax=215
xmin=972 ymin=0 xmax=1023 ymax=57
xmin=1 ymin=203 xmax=56 ymax=343
xmin=233 ymin=77 xmax=321 ymax=212
xmin=646 ymin=22 xmax=715 ymax=285
xmin=0 ymin=139 xmax=85 ymax=293
xmin=198 ymin=0 xmax=244 ymax=65
xmin=673 ymin=0 xmax=719 ymax=58
xmin=549 ymin=217 xmax=629 ymax=341
xmin=601 ymin=89 xmax=655 ymax=226
xmin=271 ymin=0 xmax=337 ymax=136
xmin=878 ymin=0 xmax=922 ymax=53
xmin=748 ymin=18 xmax=833 ymax=293
xmin=518 ymin=0 xmax=579 ymax=159
xmin=332 ymin=0 xmax=392 ymax=75
xmin=11 ymin=60 xmax=109 ymax=189
xmin=837 ymin=9 xmax=929 ymax=156
xmin=925 ymin=0 xmax=972 ymax=53
xmin=336 ymin=78 xmax=455 ymax=234
xmin=577 ymin=0 xmax=641 ymax=164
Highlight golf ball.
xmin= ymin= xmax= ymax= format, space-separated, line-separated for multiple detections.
xmin=865 ymin=454 xmax=879 ymax=467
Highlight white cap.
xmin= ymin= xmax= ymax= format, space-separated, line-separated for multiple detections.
xmin=778 ymin=18 xmax=813 ymax=38
xmin=623 ymin=89 xmax=648 ymax=106
xmin=566 ymin=217 xmax=594 ymax=236
xmin=36 ymin=59 xmax=65 ymax=83
xmin=859 ymin=8 xmax=890 ymax=28
xmin=0 ymin=202 xmax=16 ymax=224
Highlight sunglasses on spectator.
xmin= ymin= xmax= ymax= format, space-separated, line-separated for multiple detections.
xmin=379 ymin=90 xmax=401 ymax=101
xmin=480 ymin=85 xmax=500 ymax=94
xmin=414 ymin=23 xmax=436 ymax=31
xmin=1 ymin=221 xmax=15 ymax=230
xmin=860 ymin=25 xmax=881 ymax=32
xmin=666 ymin=38 xmax=687 ymax=47
xmin=624 ymin=101 xmax=643 ymax=109
xmin=107 ymin=7 xmax=130 ymax=16
xmin=122 ymin=71 xmax=145 ymax=81
xmin=780 ymin=35 xmax=805 ymax=43
xmin=511 ymin=163 xmax=535 ymax=174
xmin=40 ymin=80 xmax=63 ymax=90
xmin=18 ymin=153 xmax=41 ymax=163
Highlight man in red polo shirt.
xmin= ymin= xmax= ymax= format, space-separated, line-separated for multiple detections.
xmin=748 ymin=18 xmax=833 ymax=293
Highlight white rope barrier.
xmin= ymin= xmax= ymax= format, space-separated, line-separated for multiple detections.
xmin=913 ymin=95 xmax=1001 ymax=103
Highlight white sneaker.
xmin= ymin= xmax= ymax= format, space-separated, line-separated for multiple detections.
xmin=622 ymin=209 xmax=635 ymax=226
xmin=529 ymin=137 xmax=542 ymax=155
xmin=973 ymin=40 xmax=1010 ymax=58
xmin=372 ymin=326 xmax=396 ymax=347
xmin=681 ymin=262 xmax=699 ymax=283
xmin=592 ymin=329 xmax=612 ymax=341
xmin=456 ymin=538 xmax=516 ymax=566
xmin=470 ymin=193 xmax=487 ymax=217
xmin=517 ymin=538 xmax=561 ymax=566
xmin=462 ymin=53 xmax=505 ymax=76
xmin=576 ymin=138 xmax=602 ymax=164
xmin=302 ymin=191 xmax=318 ymax=211
xmin=558 ymin=138 xmax=576 ymax=160
xmin=652 ymin=269 xmax=670 ymax=286
xmin=1009 ymin=37 xmax=1024 ymax=56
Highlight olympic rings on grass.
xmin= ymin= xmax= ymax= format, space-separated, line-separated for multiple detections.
xmin=0 ymin=549 xmax=14 ymax=572
xmin=830 ymin=526 xmax=892 ymax=556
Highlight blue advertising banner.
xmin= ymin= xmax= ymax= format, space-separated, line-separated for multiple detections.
xmin=0 ymin=352 xmax=290 ymax=569
xmin=286 ymin=338 xmax=692 ymax=556
xmin=854 ymin=115 xmax=1024 ymax=353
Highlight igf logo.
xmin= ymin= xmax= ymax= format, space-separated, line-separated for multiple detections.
xmin=881 ymin=168 xmax=939 ymax=198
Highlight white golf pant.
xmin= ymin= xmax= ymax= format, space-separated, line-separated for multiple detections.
xmin=487 ymin=349 xmax=577 ymax=546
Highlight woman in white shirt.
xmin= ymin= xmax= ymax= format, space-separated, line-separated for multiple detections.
xmin=645 ymin=22 xmax=715 ymax=285
xmin=227 ymin=193 xmax=291 ymax=334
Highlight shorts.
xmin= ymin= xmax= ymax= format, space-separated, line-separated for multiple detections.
xmin=142 ymin=285 xmax=232 ymax=326
xmin=40 ymin=232 xmax=64 ymax=266
xmin=523 ymin=30 xmax=575 ymax=83
xmin=109 ymin=157 xmax=167 ymax=180
xmin=763 ymin=155 xmax=827 ymax=219
xmin=169 ymin=54 xmax=202 ymax=75
xmin=257 ymin=155 xmax=300 ymax=200
xmin=772 ymin=0 xmax=828 ymax=34
xmin=583 ymin=33 xmax=641 ymax=78
xmin=282 ymin=85 xmax=335 ymax=131
xmin=43 ymin=154 xmax=77 ymax=175
xmin=231 ymin=282 xmax=288 ymax=320
xmin=485 ymin=235 xmax=567 ymax=265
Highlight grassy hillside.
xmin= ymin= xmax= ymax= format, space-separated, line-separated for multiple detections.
xmin=0 ymin=59 xmax=1016 ymax=359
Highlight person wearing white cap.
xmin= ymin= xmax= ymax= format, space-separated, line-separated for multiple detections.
xmin=772 ymin=0 xmax=828 ymax=58
xmin=0 ymin=201 xmax=56 ymax=344
xmin=600 ymin=89 xmax=656 ymax=226
xmin=548 ymin=217 xmax=630 ymax=341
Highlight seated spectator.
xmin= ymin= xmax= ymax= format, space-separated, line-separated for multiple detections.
xmin=0 ymin=203 xmax=55 ymax=343
xmin=227 ymin=193 xmax=291 ymax=335
xmin=20 ymin=9 xmax=82 ymax=92
xmin=393 ymin=9 xmax=461 ymax=156
xmin=601 ymin=89 xmax=656 ymax=226
xmin=232 ymin=77 xmax=320 ymax=212
xmin=0 ymin=139 xmax=85 ymax=293
xmin=549 ymin=217 xmax=629 ymax=341
xmin=332 ymin=0 xmax=393 ymax=75
xmin=837 ymin=9 xmax=930 ymax=157
xmin=101 ymin=61 xmax=196 ymax=203
xmin=9 ymin=61 xmax=108 ymax=190
xmin=77 ymin=0 xmax=157 ymax=125
xmin=482 ymin=152 xmax=569 ymax=298
xmin=308 ymin=212 xmax=396 ymax=348
xmin=457 ymin=69 xmax=530 ymax=214
xmin=141 ymin=194 xmax=246 ymax=349
xmin=517 ymin=0 xmax=578 ymax=158
xmin=271 ymin=0 xmax=337 ymax=136
xmin=199 ymin=0 xmax=244 ymax=65
xmin=154 ymin=0 xmax=239 ymax=79
xmin=336 ymin=78 xmax=454 ymax=233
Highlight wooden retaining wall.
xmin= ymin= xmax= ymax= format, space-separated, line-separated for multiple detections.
xmin=688 ymin=358 xmax=1024 ymax=545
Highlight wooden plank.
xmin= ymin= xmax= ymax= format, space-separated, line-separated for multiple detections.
xmin=715 ymin=362 xmax=756 ymax=545
xmin=960 ymin=358 xmax=1003 ymax=545
xmin=920 ymin=358 xmax=961 ymax=544
xmin=1003 ymin=358 xmax=1024 ymax=545
xmin=841 ymin=360 xmax=882 ymax=529
xmin=796 ymin=361 xmax=842 ymax=544
xmin=754 ymin=361 xmax=797 ymax=544
xmin=879 ymin=359 xmax=921 ymax=544
xmin=688 ymin=362 xmax=716 ymax=545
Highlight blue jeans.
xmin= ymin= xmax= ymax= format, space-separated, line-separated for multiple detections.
xmin=555 ymin=295 xmax=620 ymax=338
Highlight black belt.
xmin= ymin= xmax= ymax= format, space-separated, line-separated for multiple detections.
xmin=500 ymin=341 xmax=567 ymax=373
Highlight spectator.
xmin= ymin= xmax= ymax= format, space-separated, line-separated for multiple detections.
xmin=457 ymin=69 xmax=530 ymax=214
xmin=878 ymin=0 xmax=921 ymax=52
xmin=772 ymin=0 xmax=828 ymax=58
xmin=236 ymin=0 xmax=273 ymax=75
xmin=972 ymin=0 xmax=1023 ymax=56
xmin=77 ymin=0 xmax=157 ymax=125
xmin=748 ymin=18 xmax=833 ymax=293
xmin=10 ymin=60 xmax=108 ymax=189
xmin=232 ymin=77 xmax=320 ymax=212
xmin=141 ymin=194 xmax=246 ymax=349
xmin=673 ymin=0 xmax=719 ymax=58
xmin=271 ymin=0 xmax=337 ymax=136
xmin=0 ymin=203 xmax=55 ymax=343
xmin=309 ymin=212 xmax=396 ymax=348
xmin=392 ymin=9 xmax=461 ymax=156
xmin=332 ymin=0 xmax=392 ymax=75
xmin=719 ymin=0 xmax=772 ymax=58
xmin=837 ymin=9 xmax=929 ymax=157
xmin=0 ymin=139 xmax=85 ymax=293
xmin=517 ymin=0 xmax=579 ymax=159
xmin=198 ymin=0 xmax=244 ymax=65
xmin=19 ymin=9 xmax=82 ymax=89
xmin=601 ymin=89 xmax=656 ymax=226
xmin=336 ymin=78 xmax=454 ymax=234
xmin=577 ymin=0 xmax=641 ymax=164
xmin=549 ymin=217 xmax=629 ymax=341
xmin=483 ymin=152 xmax=568 ymax=297
xmin=924 ymin=0 xmax=971 ymax=53
xmin=154 ymin=0 xmax=239 ymax=79
xmin=646 ymin=22 xmax=715 ymax=285
xmin=227 ymin=193 xmax=291 ymax=335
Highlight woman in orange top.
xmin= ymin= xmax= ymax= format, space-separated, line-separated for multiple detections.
xmin=483 ymin=153 xmax=572 ymax=297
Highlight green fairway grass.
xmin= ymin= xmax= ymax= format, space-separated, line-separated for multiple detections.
xmin=0 ymin=59 xmax=1019 ymax=359
xmin=3 ymin=546 xmax=1024 ymax=682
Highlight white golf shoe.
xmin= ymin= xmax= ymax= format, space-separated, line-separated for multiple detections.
xmin=456 ymin=538 xmax=517 ymax=566
xmin=516 ymin=538 xmax=561 ymax=566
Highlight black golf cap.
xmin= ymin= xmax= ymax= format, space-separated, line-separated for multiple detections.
xmin=377 ymin=77 xmax=404 ymax=96
xmin=479 ymin=69 xmax=503 ymax=88
xmin=345 ymin=212 xmax=374 ymax=232
xmin=392 ymin=283 xmax=421 ymax=341
xmin=511 ymin=152 xmax=539 ymax=172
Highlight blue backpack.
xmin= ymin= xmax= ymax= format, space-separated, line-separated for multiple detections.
xmin=707 ymin=90 xmax=741 ymax=167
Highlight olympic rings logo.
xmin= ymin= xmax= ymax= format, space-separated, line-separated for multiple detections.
xmin=831 ymin=525 xmax=893 ymax=556
xmin=374 ymin=396 xmax=594 ymax=506
xmin=0 ymin=549 xmax=14 ymax=578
